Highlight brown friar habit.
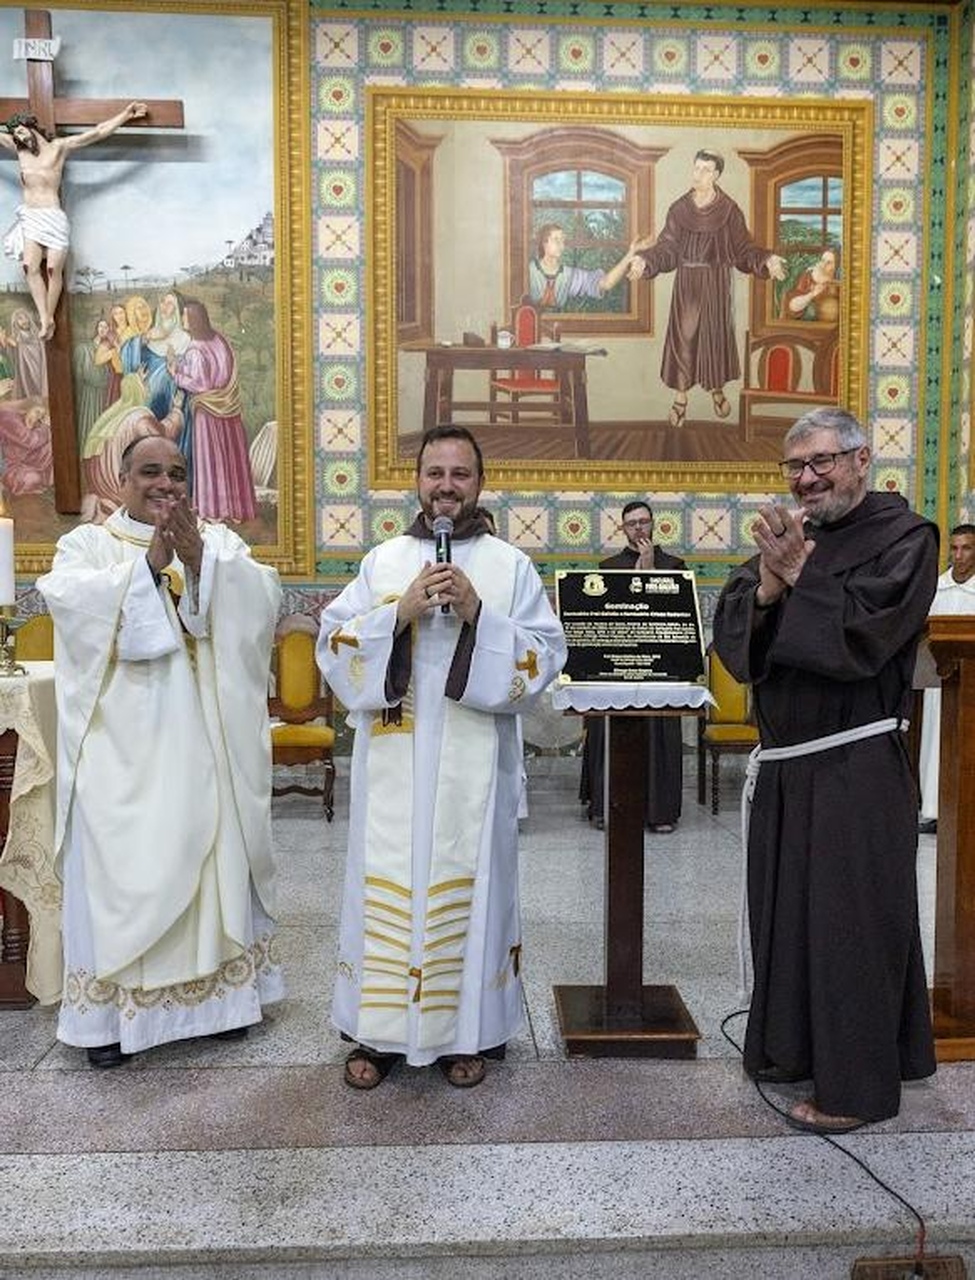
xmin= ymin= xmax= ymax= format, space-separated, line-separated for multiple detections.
xmin=579 ymin=545 xmax=687 ymax=828
xmin=712 ymin=492 xmax=939 ymax=1122
xmin=635 ymin=187 xmax=774 ymax=394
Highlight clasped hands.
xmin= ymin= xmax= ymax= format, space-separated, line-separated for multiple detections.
xmin=147 ymin=496 xmax=203 ymax=579
xmin=396 ymin=562 xmax=481 ymax=630
xmin=632 ymin=537 xmax=655 ymax=570
xmin=752 ymin=502 xmax=815 ymax=607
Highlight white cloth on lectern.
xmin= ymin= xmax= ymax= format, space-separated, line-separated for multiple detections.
xmin=918 ymin=568 xmax=975 ymax=821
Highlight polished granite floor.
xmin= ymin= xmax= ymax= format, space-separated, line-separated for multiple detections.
xmin=2 ymin=751 xmax=974 ymax=1278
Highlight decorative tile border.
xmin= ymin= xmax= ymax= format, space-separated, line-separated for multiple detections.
xmin=309 ymin=2 xmax=958 ymax=583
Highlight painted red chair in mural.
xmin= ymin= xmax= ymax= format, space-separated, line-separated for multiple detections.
xmin=738 ymin=329 xmax=839 ymax=441
xmin=489 ymin=301 xmax=566 ymax=426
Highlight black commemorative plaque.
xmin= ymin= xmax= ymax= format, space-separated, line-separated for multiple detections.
xmin=554 ymin=569 xmax=705 ymax=683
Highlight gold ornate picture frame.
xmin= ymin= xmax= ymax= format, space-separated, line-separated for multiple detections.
xmin=0 ymin=0 xmax=312 ymax=576
xmin=368 ymin=86 xmax=872 ymax=494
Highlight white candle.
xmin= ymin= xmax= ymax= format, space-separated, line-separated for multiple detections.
xmin=0 ymin=517 xmax=15 ymax=606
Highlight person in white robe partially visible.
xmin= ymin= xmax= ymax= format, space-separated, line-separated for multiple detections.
xmin=918 ymin=523 xmax=975 ymax=833
xmin=318 ymin=426 xmax=567 ymax=1091
xmin=37 ymin=434 xmax=283 ymax=1068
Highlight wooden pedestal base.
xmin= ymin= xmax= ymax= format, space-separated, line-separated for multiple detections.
xmin=554 ymin=983 xmax=700 ymax=1058
xmin=933 ymin=1001 xmax=975 ymax=1062
xmin=0 ymin=959 xmax=34 ymax=1009
xmin=0 ymin=729 xmax=35 ymax=1008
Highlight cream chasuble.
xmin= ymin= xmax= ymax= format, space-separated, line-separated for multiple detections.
xmin=38 ymin=511 xmax=280 ymax=997
xmin=319 ymin=529 xmax=567 ymax=1064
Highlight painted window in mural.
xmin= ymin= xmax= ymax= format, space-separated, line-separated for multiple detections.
xmin=527 ymin=168 xmax=632 ymax=315
xmin=774 ymin=175 xmax=843 ymax=323
xmin=739 ymin=133 xmax=843 ymax=338
xmin=494 ymin=127 xmax=663 ymax=338
xmin=395 ymin=122 xmax=438 ymax=345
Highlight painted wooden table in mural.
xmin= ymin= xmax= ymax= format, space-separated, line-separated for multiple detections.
xmin=550 ymin=682 xmax=712 ymax=1058
xmin=421 ymin=344 xmax=602 ymax=459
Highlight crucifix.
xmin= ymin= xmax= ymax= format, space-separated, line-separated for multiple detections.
xmin=0 ymin=8 xmax=184 ymax=514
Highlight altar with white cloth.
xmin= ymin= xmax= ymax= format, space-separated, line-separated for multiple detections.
xmin=550 ymin=680 xmax=713 ymax=1057
xmin=0 ymin=661 xmax=60 ymax=1008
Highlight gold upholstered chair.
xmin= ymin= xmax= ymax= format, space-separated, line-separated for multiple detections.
xmin=269 ymin=615 xmax=336 ymax=820
xmin=697 ymin=648 xmax=759 ymax=815
xmin=13 ymin=613 xmax=54 ymax=661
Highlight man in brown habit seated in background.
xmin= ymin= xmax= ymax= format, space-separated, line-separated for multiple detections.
xmin=579 ymin=499 xmax=687 ymax=834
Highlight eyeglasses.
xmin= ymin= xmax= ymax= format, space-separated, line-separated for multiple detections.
xmin=778 ymin=448 xmax=857 ymax=480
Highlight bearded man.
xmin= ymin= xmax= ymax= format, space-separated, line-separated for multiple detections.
xmin=317 ymin=425 xmax=566 ymax=1092
xmin=713 ymin=406 xmax=938 ymax=1133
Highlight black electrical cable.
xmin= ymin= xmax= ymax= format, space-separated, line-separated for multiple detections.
xmin=719 ymin=1007 xmax=928 ymax=1273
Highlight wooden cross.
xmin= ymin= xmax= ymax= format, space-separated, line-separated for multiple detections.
xmin=0 ymin=8 xmax=184 ymax=514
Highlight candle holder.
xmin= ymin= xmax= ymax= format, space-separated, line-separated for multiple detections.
xmin=0 ymin=606 xmax=26 ymax=678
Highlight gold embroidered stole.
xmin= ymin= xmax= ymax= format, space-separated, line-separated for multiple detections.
xmin=356 ymin=535 xmax=516 ymax=1049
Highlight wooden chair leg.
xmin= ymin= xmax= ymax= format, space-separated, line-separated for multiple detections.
xmin=711 ymin=749 xmax=720 ymax=815
xmin=697 ymin=736 xmax=706 ymax=806
xmin=324 ymin=758 xmax=336 ymax=822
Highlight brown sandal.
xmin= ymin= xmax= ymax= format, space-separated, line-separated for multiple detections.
xmin=343 ymin=1045 xmax=402 ymax=1090
xmin=786 ymin=1098 xmax=865 ymax=1135
xmin=668 ymin=398 xmax=687 ymax=428
xmin=436 ymin=1054 xmax=486 ymax=1088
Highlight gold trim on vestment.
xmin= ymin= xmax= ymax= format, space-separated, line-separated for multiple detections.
xmin=426 ymin=899 xmax=472 ymax=920
xmin=363 ymin=957 xmax=408 ymax=974
xmin=364 ymin=928 xmax=410 ymax=952
xmin=106 ymin=516 xmax=205 ymax=548
xmin=424 ymin=930 xmax=468 ymax=953
xmin=365 ymin=898 xmax=412 ymax=922
xmin=428 ymin=877 xmax=475 ymax=897
xmin=365 ymin=876 xmax=412 ymax=900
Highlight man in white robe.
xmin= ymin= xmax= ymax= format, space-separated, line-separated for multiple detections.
xmin=918 ymin=523 xmax=975 ymax=833
xmin=318 ymin=426 xmax=566 ymax=1090
xmin=37 ymin=434 xmax=283 ymax=1067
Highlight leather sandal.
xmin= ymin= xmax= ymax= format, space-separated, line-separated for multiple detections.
xmin=343 ymin=1044 xmax=402 ymax=1090
xmin=712 ymin=390 xmax=731 ymax=418
xmin=668 ymin=398 xmax=687 ymax=428
xmin=786 ymin=1098 xmax=865 ymax=1135
xmin=436 ymin=1054 xmax=486 ymax=1088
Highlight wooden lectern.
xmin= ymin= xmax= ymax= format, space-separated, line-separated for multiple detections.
xmin=927 ymin=616 xmax=975 ymax=1059
xmin=550 ymin=682 xmax=711 ymax=1058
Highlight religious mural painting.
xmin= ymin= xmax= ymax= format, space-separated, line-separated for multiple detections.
xmin=0 ymin=0 xmax=312 ymax=576
xmin=369 ymin=87 xmax=870 ymax=495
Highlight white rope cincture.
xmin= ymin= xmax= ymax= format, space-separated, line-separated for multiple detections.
xmin=736 ymin=716 xmax=909 ymax=1002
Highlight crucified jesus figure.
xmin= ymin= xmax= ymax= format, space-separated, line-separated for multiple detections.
xmin=1 ymin=101 xmax=147 ymax=340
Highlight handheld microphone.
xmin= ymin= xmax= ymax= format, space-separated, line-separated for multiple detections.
xmin=432 ymin=515 xmax=453 ymax=614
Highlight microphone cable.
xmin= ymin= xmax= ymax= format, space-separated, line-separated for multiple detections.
xmin=719 ymin=1007 xmax=932 ymax=1275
